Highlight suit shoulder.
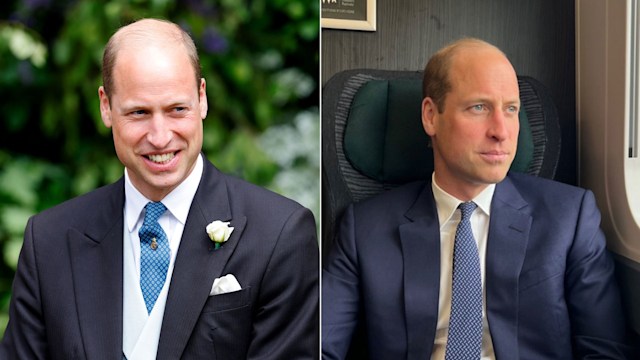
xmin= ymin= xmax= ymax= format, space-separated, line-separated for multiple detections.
xmin=352 ymin=181 xmax=428 ymax=214
xmin=505 ymin=172 xmax=591 ymax=209
xmin=507 ymin=172 xmax=586 ymax=195
xmin=217 ymin=173 xmax=317 ymax=247
xmin=32 ymin=179 xmax=123 ymax=228
xmin=221 ymin=173 xmax=308 ymax=215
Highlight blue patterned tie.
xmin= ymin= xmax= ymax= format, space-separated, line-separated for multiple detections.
xmin=139 ymin=202 xmax=170 ymax=314
xmin=445 ymin=202 xmax=482 ymax=359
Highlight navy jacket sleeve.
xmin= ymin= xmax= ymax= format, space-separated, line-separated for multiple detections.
xmin=321 ymin=205 xmax=360 ymax=360
xmin=565 ymin=190 xmax=637 ymax=359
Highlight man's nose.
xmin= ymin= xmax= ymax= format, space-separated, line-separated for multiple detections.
xmin=147 ymin=114 xmax=172 ymax=148
xmin=487 ymin=110 xmax=510 ymax=141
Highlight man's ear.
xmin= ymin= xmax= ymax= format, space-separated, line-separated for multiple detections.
xmin=422 ymin=97 xmax=438 ymax=136
xmin=199 ymin=78 xmax=208 ymax=120
xmin=98 ymin=86 xmax=113 ymax=128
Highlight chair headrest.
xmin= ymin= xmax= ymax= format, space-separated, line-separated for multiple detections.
xmin=343 ymin=78 xmax=534 ymax=184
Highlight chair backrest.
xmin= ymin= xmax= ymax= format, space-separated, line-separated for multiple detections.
xmin=322 ymin=69 xmax=561 ymax=256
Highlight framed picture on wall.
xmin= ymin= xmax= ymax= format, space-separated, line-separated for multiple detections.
xmin=321 ymin=0 xmax=376 ymax=31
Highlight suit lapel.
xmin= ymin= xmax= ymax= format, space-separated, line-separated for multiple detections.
xmin=157 ymin=160 xmax=246 ymax=359
xmin=68 ymin=179 xmax=125 ymax=360
xmin=399 ymin=184 xmax=441 ymax=360
xmin=485 ymin=176 xmax=531 ymax=359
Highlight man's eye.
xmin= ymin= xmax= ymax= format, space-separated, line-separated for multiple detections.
xmin=131 ymin=110 xmax=147 ymax=116
xmin=507 ymin=105 xmax=519 ymax=113
xmin=470 ymin=104 xmax=485 ymax=112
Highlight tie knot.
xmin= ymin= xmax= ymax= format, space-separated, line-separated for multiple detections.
xmin=458 ymin=201 xmax=477 ymax=221
xmin=143 ymin=202 xmax=167 ymax=224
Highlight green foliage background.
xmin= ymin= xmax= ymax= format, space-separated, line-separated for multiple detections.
xmin=0 ymin=0 xmax=319 ymax=335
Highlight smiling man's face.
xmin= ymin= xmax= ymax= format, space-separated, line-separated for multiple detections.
xmin=99 ymin=37 xmax=207 ymax=201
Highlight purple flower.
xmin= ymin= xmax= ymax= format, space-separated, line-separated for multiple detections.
xmin=18 ymin=61 xmax=34 ymax=85
xmin=183 ymin=0 xmax=216 ymax=16
xmin=202 ymin=27 xmax=228 ymax=54
xmin=23 ymin=0 xmax=52 ymax=11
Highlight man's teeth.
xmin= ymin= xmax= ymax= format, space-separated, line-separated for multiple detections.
xmin=148 ymin=153 xmax=175 ymax=163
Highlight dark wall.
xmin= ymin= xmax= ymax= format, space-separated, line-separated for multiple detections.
xmin=322 ymin=0 xmax=576 ymax=184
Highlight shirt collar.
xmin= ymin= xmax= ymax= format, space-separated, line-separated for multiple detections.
xmin=124 ymin=154 xmax=204 ymax=232
xmin=431 ymin=173 xmax=495 ymax=228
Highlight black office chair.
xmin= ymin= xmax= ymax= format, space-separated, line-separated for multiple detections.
xmin=321 ymin=69 xmax=561 ymax=359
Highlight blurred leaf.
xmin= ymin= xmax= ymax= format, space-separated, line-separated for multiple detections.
xmin=0 ymin=160 xmax=44 ymax=207
xmin=0 ymin=206 xmax=33 ymax=236
xmin=0 ymin=313 xmax=8 ymax=338
xmin=3 ymin=236 xmax=24 ymax=270
xmin=213 ymin=130 xmax=279 ymax=186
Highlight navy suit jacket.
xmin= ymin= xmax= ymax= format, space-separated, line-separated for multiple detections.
xmin=322 ymin=172 xmax=634 ymax=359
xmin=2 ymin=158 xmax=319 ymax=359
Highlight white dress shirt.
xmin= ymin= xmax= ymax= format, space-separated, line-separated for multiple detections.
xmin=430 ymin=174 xmax=496 ymax=360
xmin=122 ymin=154 xmax=203 ymax=359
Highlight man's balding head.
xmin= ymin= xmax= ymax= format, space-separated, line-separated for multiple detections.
xmin=101 ymin=19 xmax=201 ymax=99
xmin=422 ymin=38 xmax=508 ymax=113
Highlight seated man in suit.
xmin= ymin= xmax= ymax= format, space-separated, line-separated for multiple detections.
xmin=322 ymin=38 xmax=636 ymax=359
xmin=1 ymin=18 xmax=318 ymax=359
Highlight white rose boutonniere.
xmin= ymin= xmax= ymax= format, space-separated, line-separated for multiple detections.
xmin=206 ymin=220 xmax=234 ymax=250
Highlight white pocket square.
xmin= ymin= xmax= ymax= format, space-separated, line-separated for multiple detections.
xmin=210 ymin=274 xmax=242 ymax=295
